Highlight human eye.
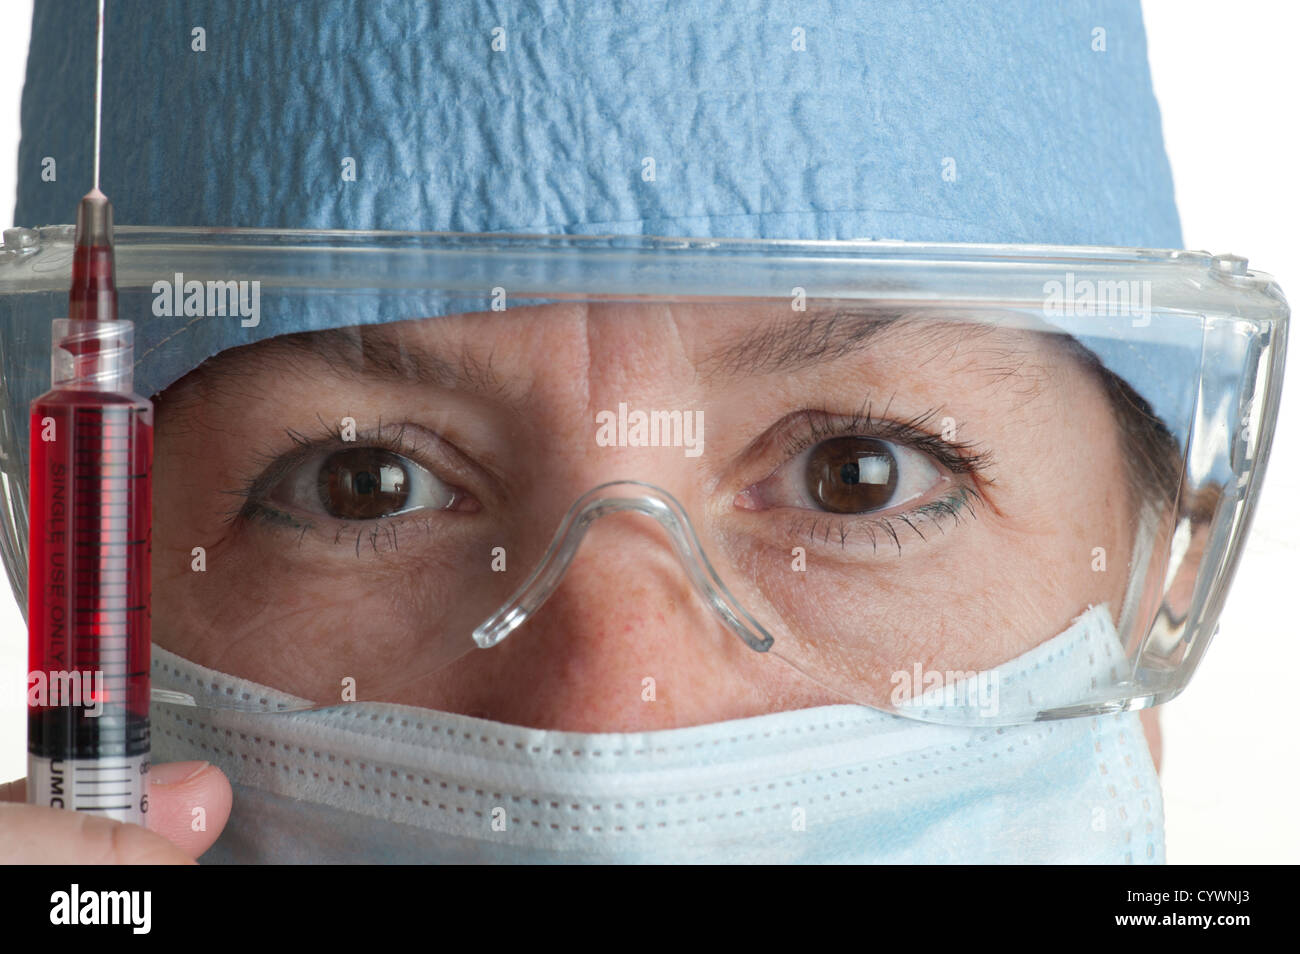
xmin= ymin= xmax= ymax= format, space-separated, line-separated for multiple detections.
xmin=232 ymin=422 xmax=480 ymax=545
xmin=734 ymin=405 xmax=993 ymax=554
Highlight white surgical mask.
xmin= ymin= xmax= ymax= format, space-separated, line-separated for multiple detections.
xmin=151 ymin=604 xmax=1164 ymax=863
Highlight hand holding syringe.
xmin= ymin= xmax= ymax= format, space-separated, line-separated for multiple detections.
xmin=6 ymin=0 xmax=232 ymax=862
xmin=0 ymin=763 xmax=230 ymax=863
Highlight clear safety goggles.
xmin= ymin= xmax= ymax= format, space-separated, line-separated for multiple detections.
xmin=0 ymin=227 xmax=1288 ymax=726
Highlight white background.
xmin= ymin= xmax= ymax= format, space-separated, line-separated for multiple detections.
xmin=0 ymin=1 xmax=1296 ymax=863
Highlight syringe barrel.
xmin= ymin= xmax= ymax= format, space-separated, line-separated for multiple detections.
xmin=27 ymin=321 xmax=152 ymax=823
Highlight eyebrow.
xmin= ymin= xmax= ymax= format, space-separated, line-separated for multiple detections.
xmin=238 ymin=324 xmax=528 ymax=404
xmin=694 ymin=309 xmax=1011 ymax=381
xmin=192 ymin=308 xmax=1013 ymax=398
xmin=696 ymin=309 xmax=902 ymax=379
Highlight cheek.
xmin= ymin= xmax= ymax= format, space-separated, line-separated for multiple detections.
xmin=1051 ymin=394 xmax=1136 ymax=612
xmin=880 ymin=379 xmax=1137 ymax=668
xmin=980 ymin=380 xmax=1135 ymax=637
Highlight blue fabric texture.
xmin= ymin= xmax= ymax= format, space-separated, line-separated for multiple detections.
xmin=5 ymin=3 xmax=1186 ymax=863
xmin=11 ymin=0 xmax=1185 ymax=421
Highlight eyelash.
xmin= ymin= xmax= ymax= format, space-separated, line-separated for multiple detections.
xmin=226 ymin=419 xmax=452 ymax=552
xmin=228 ymin=406 xmax=993 ymax=557
xmin=780 ymin=404 xmax=991 ymax=469
xmin=770 ymin=404 xmax=993 ymax=555
xmin=789 ymin=487 xmax=982 ymax=556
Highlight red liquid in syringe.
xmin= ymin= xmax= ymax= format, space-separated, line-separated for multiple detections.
xmin=26 ymin=300 xmax=153 ymax=821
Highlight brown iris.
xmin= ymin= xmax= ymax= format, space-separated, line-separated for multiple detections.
xmin=805 ymin=437 xmax=898 ymax=513
xmin=316 ymin=448 xmax=411 ymax=519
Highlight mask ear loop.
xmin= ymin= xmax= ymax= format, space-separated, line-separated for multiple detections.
xmin=472 ymin=481 xmax=775 ymax=654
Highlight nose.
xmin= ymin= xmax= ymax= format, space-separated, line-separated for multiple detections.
xmin=430 ymin=510 xmax=787 ymax=731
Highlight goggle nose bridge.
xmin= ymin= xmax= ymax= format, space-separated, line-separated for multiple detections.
xmin=471 ymin=481 xmax=775 ymax=654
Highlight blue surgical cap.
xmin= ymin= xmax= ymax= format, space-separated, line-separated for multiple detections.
xmin=11 ymin=0 xmax=1188 ymax=425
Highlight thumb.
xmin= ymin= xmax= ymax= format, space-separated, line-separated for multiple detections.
xmin=146 ymin=761 xmax=233 ymax=858
xmin=0 ymin=760 xmax=232 ymax=863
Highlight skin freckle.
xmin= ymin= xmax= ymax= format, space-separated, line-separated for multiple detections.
xmin=152 ymin=306 xmax=1161 ymax=732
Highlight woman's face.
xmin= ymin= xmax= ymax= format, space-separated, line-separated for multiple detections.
xmin=151 ymin=303 xmax=1134 ymax=731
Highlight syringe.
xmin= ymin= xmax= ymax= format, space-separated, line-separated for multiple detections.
xmin=26 ymin=0 xmax=153 ymax=824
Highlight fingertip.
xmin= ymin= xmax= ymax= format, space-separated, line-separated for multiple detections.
xmin=148 ymin=762 xmax=233 ymax=859
xmin=0 ymin=777 xmax=26 ymax=803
